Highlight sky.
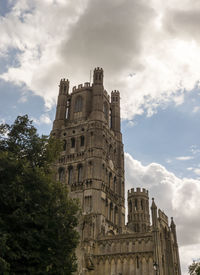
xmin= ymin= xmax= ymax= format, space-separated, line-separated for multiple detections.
xmin=0 ymin=0 xmax=200 ymax=273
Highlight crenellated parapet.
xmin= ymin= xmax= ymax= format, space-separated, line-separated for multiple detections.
xmin=111 ymin=90 xmax=120 ymax=103
xmin=72 ymin=82 xmax=92 ymax=93
xmin=128 ymin=187 xmax=149 ymax=196
xmin=59 ymin=78 xmax=69 ymax=95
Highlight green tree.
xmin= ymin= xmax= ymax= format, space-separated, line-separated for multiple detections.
xmin=0 ymin=115 xmax=79 ymax=274
xmin=189 ymin=261 xmax=200 ymax=275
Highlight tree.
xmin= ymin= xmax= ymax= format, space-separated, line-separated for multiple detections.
xmin=0 ymin=115 xmax=79 ymax=274
xmin=189 ymin=261 xmax=200 ymax=275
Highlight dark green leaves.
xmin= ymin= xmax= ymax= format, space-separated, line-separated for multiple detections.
xmin=0 ymin=115 xmax=79 ymax=275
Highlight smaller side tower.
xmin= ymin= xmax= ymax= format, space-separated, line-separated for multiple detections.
xmin=53 ymin=78 xmax=69 ymax=130
xmin=127 ymin=188 xmax=150 ymax=232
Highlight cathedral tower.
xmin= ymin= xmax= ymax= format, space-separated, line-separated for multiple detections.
xmin=52 ymin=68 xmax=125 ymax=241
xmin=52 ymin=68 xmax=181 ymax=275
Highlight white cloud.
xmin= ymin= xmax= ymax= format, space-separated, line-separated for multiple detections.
xmin=193 ymin=106 xmax=200 ymax=113
xmin=176 ymin=156 xmax=194 ymax=161
xmin=190 ymin=145 xmax=200 ymax=155
xmin=193 ymin=168 xmax=200 ymax=176
xmin=125 ymin=152 xmax=200 ymax=275
xmin=31 ymin=114 xmax=52 ymax=125
xmin=0 ymin=0 xmax=200 ymax=119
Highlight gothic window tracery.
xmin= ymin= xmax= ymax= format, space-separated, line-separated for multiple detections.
xmin=78 ymin=164 xmax=83 ymax=182
xmin=74 ymin=96 xmax=83 ymax=113
xmin=58 ymin=167 xmax=65 ymax=182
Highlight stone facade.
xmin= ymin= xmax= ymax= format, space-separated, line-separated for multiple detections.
xmin=51 ymin=68 xmax=181 ymax=275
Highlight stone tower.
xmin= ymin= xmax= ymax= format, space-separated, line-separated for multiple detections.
xmin=52 ymin=67 xmax=125 ymax=238
xmin=127 ymin=188 xmax=150 ymax=233
xmin=52 ymin=68 xmax=181 ymax=275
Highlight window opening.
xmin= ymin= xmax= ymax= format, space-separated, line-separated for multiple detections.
xmin=103 ymin=102 xmax=108 ymax=121
xmin=71 ymin=138 xmax=75 ymax=148
xmin=63 ymin=140 xmax=66 ymax=151
xmin=78 ymin=165 xmax=83 ymax=182
xmin=135 ymin=199 xmax=138 ymax=211
xmin=66 ymin=99 xmax=70 ymax=119
xmin=68 ymin=166 xmax=73 ymax=185
xmin=58 ymin=167 xmax=65 ymax=182
xmin=80 ymin=136 xmax=85 ymax=147
xmin=74 ymin=96 xmax=83 ymax=112
xmin=109 ymin=172 xmax=112 ymax=188
xmin=136 ymin=256 xmax=139 ymax=268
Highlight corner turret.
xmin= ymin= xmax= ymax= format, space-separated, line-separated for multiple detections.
xmin=93 ymin=67 xmax=103 ymax=85
xmin=151 ymin=198 xmax=158 ymax=228
xmin=90 ymin=68 xmax=104 ymax=121
xmin=59 ymin=78 xmax=69 ymax=95
xmin=111 ymin=90 xmax=120 ymax=134
xmin=53 ymin=78 xmax=69 ymax=130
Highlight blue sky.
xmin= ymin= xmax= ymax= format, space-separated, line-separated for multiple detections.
xmin=1 ymin=1 xmax=200 ymax=274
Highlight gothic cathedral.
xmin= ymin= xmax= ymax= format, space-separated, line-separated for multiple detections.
xmin=51 ymin=68 xmax=181 ymax=275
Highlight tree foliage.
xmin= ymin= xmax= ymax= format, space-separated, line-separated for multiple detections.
xmin=189 ymin=261 xmax=200 ymax=275
xmin=0 ymin=115 xmax=79 ymax=274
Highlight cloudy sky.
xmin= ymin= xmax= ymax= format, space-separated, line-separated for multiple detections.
xmin=1 ymin=0 xmax=200 ymax=273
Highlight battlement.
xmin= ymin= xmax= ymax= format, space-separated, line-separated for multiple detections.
xmin=128 ymin=187 xmax=149 ymax=197
xmin=60 ymin=78 xmax=69 ymax=85
xmin=72 ymin=82 xmax=92 ymax=93
xmin=94 ymin=67 xmax=103 ymax=72
xmin=158 ymin=209 xmax=168 ymax=225
xmin=111 ymin=90 xmax=120 ymax=96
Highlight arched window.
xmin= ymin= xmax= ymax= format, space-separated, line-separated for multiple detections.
xmin=114 ymin=176 xmax=117 ymax=192
xmin=141 ymin=199 xmax=144 ymax=210
xmin=136 ymin=256 xmax=139 ymax=268
xmin=109 ymin=108 xmax=112 ymax=128
xmin=114 ymin=206 xmax=118 ymax=224
xmin=74 ymin=96 xmax=83 ymax=112
xmin=71 ymin=137 xmax=75 ymax=148
xmin=80 ymin=136 xmax=84 ymax=147
xmin=103 ymin=102 xmax=108 ymax=121
xmin=78 ymin=165 xmax=83 ymax=182
xmin=129 ymin=200 xmax=132 ymax=213
xmin=109 ymin=172 xmax=112 ymax=188
xmin=63 ymin=140 xmax=66 ymax=151
xmin=135 ymin=199 xmax=138 ymax=211
xmin=58 ymin=167 xmax=65 ymax=182
xmin=68 ymin=166 xmax=73 ymax=185
xmin=66 ymin=99 xmax=70 ymax=119
xmin=109 ymin=202 xmax=113 ymax=221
